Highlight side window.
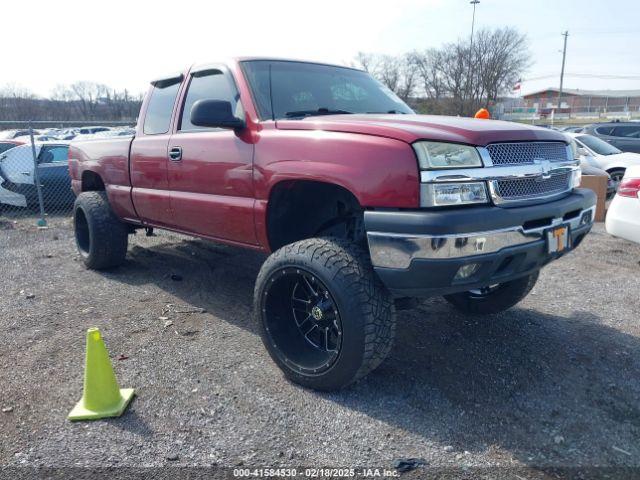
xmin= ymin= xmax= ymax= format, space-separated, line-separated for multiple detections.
xmin=595 ymin=126 xmax=614 ymax=136
xmin=179 ymin=70 xmax=242 ymax=131
xmin=613 ymin=126 xmax=640 ymax=138
xmin=143 ymin=80 xmax=181 ymax=135
xmin=39 ymin=146 xmax=69 ymax=163
xmin=0 ymin=143 xmax=17 ymax=154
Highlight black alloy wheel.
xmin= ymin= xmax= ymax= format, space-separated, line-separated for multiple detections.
xmin=261 ymin=268 xmax=343 ymax=375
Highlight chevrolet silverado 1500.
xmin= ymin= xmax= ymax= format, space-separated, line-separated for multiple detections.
xmin=68 ymin=58 xmax=596 ymax=390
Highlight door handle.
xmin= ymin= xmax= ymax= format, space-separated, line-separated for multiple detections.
xmin=168 ymin=146 xmax=182 ymax=161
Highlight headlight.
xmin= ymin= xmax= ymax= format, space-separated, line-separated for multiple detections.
xmin=571 ymin=168 xmax=582 ymax=189
xmin=413 ymin=141 xmax=482 ymax=169
xmin=421 ymin=182 xmax=488 ymax=207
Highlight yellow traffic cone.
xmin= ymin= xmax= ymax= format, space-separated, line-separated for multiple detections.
xmin=68 ymin=328 xmax=134 ymax=421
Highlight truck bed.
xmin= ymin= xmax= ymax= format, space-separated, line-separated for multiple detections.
xmin=68 ymin=136 xmax=137 ymax=221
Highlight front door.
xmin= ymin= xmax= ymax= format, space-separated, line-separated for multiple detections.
xmin=167 ymin=67 xmax=256 ymax=245
xmin=37 ymin=144 xmax=74 ymax=207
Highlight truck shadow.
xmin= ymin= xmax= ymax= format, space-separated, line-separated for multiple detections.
xmin=108 ymin=236 xmax=640 ymax=467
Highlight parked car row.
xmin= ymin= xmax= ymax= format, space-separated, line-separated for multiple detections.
xmin=559 ymin=121 xmax=640 ymax=154
xmin=0 ymin=125 xmax=135 ymax=142
xmin=565 ymin=132 xmax=640 ymax=195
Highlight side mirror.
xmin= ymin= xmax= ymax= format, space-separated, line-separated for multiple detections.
xmin=190 ymin=99 xmax=245 ymax=130
xmin=577 ymin=147 xmax=589 ymax=157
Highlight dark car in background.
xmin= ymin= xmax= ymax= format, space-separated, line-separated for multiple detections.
xmin=583 ymin=122 xmax=640 ymax=153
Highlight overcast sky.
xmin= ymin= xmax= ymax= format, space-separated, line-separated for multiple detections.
xmin=4 ymin=0 xmax=640 ymax=97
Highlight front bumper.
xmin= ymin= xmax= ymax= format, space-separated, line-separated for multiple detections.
xmin=365 ymin=188 xmax=596 ymax=297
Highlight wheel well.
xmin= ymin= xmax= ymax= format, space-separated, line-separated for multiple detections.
xmin=267 ymin=181 xmax=364 ymax=251
xmin=81 ymin=171 xmax=105 ymax=191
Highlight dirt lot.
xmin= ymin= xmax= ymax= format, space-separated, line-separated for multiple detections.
xmin=1 ymin=214 xmax=639 ymax=478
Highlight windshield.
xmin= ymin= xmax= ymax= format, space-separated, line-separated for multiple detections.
xmin=241 ymin=60 xmax=414 ymax=120
xmin=577 ymin=134 xmax=621 ymax=156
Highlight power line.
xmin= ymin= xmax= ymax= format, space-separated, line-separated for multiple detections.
xmin=524 ymin=73 xmax=640 ymax=81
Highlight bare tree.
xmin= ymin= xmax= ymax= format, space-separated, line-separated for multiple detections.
xmin=410 ymin=49 xmax=445 ymax=100
xmin=354 ymin=52 xmax=378 ymax=73
xmin=356 ymin=27 xmax=529 ymax=115
xmin=68 ymin=81 xmax=110 ymax=119
xmin=0 ymin=84 xmax=40 ymax=120
xmin=473 ymin=28 xmax=529 ymax=106
xmin=354 ymin=52 xmax=416 ymax=102
xmin=0 ymin=82 xmax=142 ymax=122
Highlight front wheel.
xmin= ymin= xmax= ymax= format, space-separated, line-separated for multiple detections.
xmin=254 ymin=237 xmax=396 ymax=391
xmin=443 ymin=272 xmax=539 ymax=315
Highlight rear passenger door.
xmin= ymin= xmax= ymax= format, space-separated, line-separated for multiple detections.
xmin=167 ymin=66 xmax=256 ymax=245
xmin=129 ymin=75 xmax=182 ymax=227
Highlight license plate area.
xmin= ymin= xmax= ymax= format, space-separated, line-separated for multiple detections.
xmin=546 ymin=224 xmax=570 ymax=254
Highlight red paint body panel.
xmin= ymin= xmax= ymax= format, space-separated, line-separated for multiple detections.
xmin=168 ymin=130 xmax=256 ymax=244
xmin=67 ymin=58 xmax=568 ymax=253
xmin=68 ymin=137 xmax=137 ymax=220
xmin=253 ymin=126 xmax=419 ymax=208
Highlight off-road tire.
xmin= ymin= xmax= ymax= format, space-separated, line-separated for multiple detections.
xmin=254 ymin=237 xmax=396 ymax=391
xmin=73 ymin=191 xmax=128 ymax=270
xmin=443 ymin=272 xmax=539 ymax=315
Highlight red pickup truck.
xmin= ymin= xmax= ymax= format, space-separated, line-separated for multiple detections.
xmin=69 ymin=58 xmax=596 ymax=390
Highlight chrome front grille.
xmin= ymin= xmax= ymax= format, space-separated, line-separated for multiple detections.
xmin=493 ymin=172 xmax=571 ymax=201
xmin=486 ymin=142 xmax=569 ymax=165
xmin=419 ymin=140 xmax=579 ymax=208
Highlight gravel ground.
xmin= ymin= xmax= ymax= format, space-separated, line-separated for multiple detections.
xmin=1 ymin=214 xmax=639 ymax=478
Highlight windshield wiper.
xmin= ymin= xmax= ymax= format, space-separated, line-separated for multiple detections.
xmin=284 ymin=108 xmax=354 ymax=118
xmin=366 ymin=110 xmax=408 ymax=114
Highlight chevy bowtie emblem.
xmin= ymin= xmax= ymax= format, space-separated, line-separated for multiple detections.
xmin=533 ymin=159 xmax=552 ymax=180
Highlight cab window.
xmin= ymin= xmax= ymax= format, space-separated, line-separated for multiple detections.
xmin=143 ymin=79 xmax=181 ymax=135
xmin=613 ymin=126 xmax=640 ymax=138
xmin=595 ymin=126 xmax=614 ymax=136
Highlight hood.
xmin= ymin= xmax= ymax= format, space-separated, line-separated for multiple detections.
xmin=276 ymin=114 xmax=567 ymax=146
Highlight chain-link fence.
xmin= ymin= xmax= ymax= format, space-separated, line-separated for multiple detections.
xmin=0 ymin=122 xmax=134 ymax=227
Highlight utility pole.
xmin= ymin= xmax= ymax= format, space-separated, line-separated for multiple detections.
xmin=466 ymin=0 xmax=480 ymax=113
xmin=557 ymin=31 xmax=569 ymax=114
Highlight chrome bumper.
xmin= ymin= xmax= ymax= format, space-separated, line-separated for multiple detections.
xmin=367 ymin=205 xmax=595 ymax=269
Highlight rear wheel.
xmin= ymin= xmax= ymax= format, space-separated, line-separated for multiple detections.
xmin=255 ymin=237 xmax=396 ymax=390
xmin=443 ymin=272 xmax=539 ymax=315
xmin=74 ymin=191 xmax=128 ymax=269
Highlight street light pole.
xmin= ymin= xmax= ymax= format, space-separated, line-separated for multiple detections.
xmin=466 ymin=0 xmax=480 ymax=112
xmin=470 ymin=0 xmax=480 ymax=45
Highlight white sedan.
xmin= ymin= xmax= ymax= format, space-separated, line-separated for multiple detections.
xmin=606 ymin=165 xmax=640 ymax=244
xmin=568 ymin=132 xmax=640 ymax=190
